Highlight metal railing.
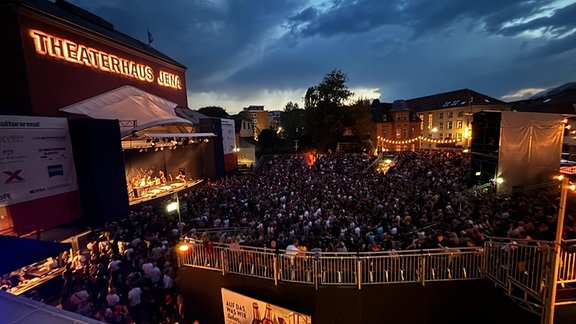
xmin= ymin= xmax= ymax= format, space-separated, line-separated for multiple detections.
xmin=178 ymin=237 xmax=576 ymax=321
xmin=178 ymin=239 xmax=485 ymax=288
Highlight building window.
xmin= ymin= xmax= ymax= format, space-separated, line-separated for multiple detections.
xmin=251 ymin=112 xmax=256 ymax=118
xmin=439 ymin=133 xmax=443 ymax=139
xmin=458 ymin=111 xmax=464 ymax=117
xmin=457 ymin=133 xmax=463 ymax=140
xmin=439 ymin=122 xmax=444 ymax=130
xmin=403 ymin=113 xmax=408 ymax=121
xmin=439 ymin=112 xmax=444 ymax=119
xmin=382 ymin=129 xmax=387 ymax=138
xmin=448 ymin=112 xmax=454 ymax=118
xmin=396 ymin=114 xmax=401 ymax=121
xmin=419 ymin=114 xmax=424 ymax=130
xmin=396 ymin=129 xmax=401 ymax=138
xmin=447 ymin=121 xmax=453 ymax=129
xmin=403 ymin=128 xmax=407 ymax=138
xmin=428 ymin=113 xmax=433 ymax=129
xmin=456 ymin=120 xmax=463 ymax=129
xmin=382 ymin=115 xmax=387 ymax=122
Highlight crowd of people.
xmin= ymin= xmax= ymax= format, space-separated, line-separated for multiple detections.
xmin=179 ymin=151 xmax=575 ymax=253
xmin=50 ymin=150 xmax=576 ymax=323
xmin=55 ymin=215 xmax=188 ymax=323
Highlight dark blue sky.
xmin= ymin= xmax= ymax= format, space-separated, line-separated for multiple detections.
xmin=67 ymin=0 xmax=576 ymax=114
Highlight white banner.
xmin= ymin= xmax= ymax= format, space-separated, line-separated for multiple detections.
xmin=0 ymin=116 xmax=78 ymax=207
xmin=221 ymin=118 xmax=236 ymax=155
xmin=221 ymin=288 xmax=311 ymax=324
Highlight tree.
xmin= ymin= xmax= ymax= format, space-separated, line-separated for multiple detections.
xmin=303 ymin=69 xmax=354 ymax=151
xmin=197 ymin=106 xmax=229 ymax=118
xmin=257 ymin=129 xmax=279 ymax=149
xmin=344 ymin=98 xmax=374 ymax=151
xmin=280 ymin=101 xmax=305 ymax=144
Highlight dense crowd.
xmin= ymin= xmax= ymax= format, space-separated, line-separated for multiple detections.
xmin=179 ymin=151 xmax=575 ymax=253
xmin=53 ymin=150 xmax=576 ymax=323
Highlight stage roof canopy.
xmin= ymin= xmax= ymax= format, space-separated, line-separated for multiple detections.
xmin=0 ymin=291 xmax=102 ymax=324
xmin=0 ymin=235 xmax=71 ymax=275
xmin=59 ymin=86 xmax=193 ymax=137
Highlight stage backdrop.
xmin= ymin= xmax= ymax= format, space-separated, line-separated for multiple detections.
xmin=497 ymin=111 xmax=564 ymax=193
xmin=0 ymin=116 xmax=81 ymax=236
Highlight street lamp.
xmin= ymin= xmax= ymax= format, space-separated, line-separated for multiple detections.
xmin=166 ymin=193 xmax=183 ymax=239
xmin=545 ymin=175 xmax=573 ymax=324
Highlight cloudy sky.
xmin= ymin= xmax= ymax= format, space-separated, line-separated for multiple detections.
xmin=67 ymin=0 xmax=576 ymax=114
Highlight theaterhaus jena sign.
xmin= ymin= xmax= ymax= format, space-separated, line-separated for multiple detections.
xmin=29 ymin=29 xmax=182 ymax=90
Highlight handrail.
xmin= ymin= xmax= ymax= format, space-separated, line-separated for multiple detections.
xmin=177 ymin=237 xmax=576 ymax=320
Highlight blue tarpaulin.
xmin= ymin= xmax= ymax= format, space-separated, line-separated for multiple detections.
xmin=0 ymin=235 xmax=71 ymax=275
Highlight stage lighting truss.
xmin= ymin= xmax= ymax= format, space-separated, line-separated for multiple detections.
xmin=121 ymin=134 xmax=212 ymax=150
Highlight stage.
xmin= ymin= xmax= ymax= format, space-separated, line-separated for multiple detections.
xmin=128 ymin=179 xmax=204 ymax=205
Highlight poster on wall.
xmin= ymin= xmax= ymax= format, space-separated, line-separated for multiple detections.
xmin=221 ymin=288 xmax=311 ymax=324
xmin=221 ymin=118 xmax=238 ymax=172
xmin=0 ymin=115 xmax=78 ymax=207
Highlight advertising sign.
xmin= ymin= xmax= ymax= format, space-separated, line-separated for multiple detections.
xmin=0 ymin=116 xmax=78 ymax=207
xmin=221 ymin=288 xmax=311 ymax=324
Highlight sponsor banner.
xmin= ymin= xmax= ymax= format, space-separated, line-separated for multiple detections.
xmin=0 ymin=116 xmax=78 ymax=207
xmin=221 ymin=288 xmax=311 ymax=324
xmin=221 ymin=118 xmax=236 ymax=155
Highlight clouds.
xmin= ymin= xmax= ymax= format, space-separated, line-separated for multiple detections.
xmin=67 ymin=0 xmax=576 ymax=113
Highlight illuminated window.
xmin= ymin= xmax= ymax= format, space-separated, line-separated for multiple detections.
xmin=439 ymin=112 xmax=444 ymax=119
xmin=396 ymin=129 xmax=401 ymax=138
xmin=428 ymin=113 xmax=433 ymax=129
xmin=447 ymin=121 xmax=453 ymax=129
xmin=403 ymin=128 xmax=407 ymax=138
xmin=439 ymin=122 xmax=444 ymax=130
xmin=448 ymin=112 xmax=454 ymax=118
xmin=457 ymin=133 xmax=462 ymax=140
xmin=419 ymin=114 xmax=424 ymax=130
xmin=457 ymin=120 xmax=463 ymax=129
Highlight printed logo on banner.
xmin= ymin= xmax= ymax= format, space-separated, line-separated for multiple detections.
xmin=3 ymin=169 xmax=24 ymax=184
xmin=47 ymin=165 xmax=64 ymax=177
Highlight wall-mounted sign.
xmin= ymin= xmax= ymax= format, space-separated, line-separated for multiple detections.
xmin=29 ymin=29 xmax=182 ymax=90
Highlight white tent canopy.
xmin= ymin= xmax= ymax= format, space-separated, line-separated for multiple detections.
xmin=59 ymin=85 xmax=193 ymax=137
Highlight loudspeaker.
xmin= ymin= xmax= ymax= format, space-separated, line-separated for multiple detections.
xmin=470 ymin=111 xmax=501 ymax=185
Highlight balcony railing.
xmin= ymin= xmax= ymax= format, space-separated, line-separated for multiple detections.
xmin=178 ymin=237 xmax=576 ymax=314
xmin=178 ymin=239 xmax=486 ymax=288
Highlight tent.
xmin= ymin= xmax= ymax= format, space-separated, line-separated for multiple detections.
xmin=0 ymin=291 xmax=102 ymax=324
xmin=59 ymin=85 xmax=194 ymax=137
xmin=0 ymin=235 xmax=71 ymax=275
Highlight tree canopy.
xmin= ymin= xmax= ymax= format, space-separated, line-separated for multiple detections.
xmin=302 ymin=69 xmax=355 ymax=151
xmin=197 ymin=106 xmax=230 ymax=118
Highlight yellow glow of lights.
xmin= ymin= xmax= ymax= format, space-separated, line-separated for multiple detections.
xmin=29 ymin=29 xmax=182 ymax=90
xmin=178 ymin=244 xmax=190 ymax=252
xmin=166 ymin=201 xmax=178 ymax=212
xmin=378 ymin=136 xmax=458 ymax=145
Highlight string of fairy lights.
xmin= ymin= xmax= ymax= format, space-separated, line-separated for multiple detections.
xmin=377 ymin=135 xmax=458 ymax=145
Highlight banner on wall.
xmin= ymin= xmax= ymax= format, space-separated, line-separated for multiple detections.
xmin=221 ymin=288 xmax=311 ymax=324
xmin=221 ymin=118 xmax=238 ymax=172
xmin=0 ymin=116 xmax=78 ymax=207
